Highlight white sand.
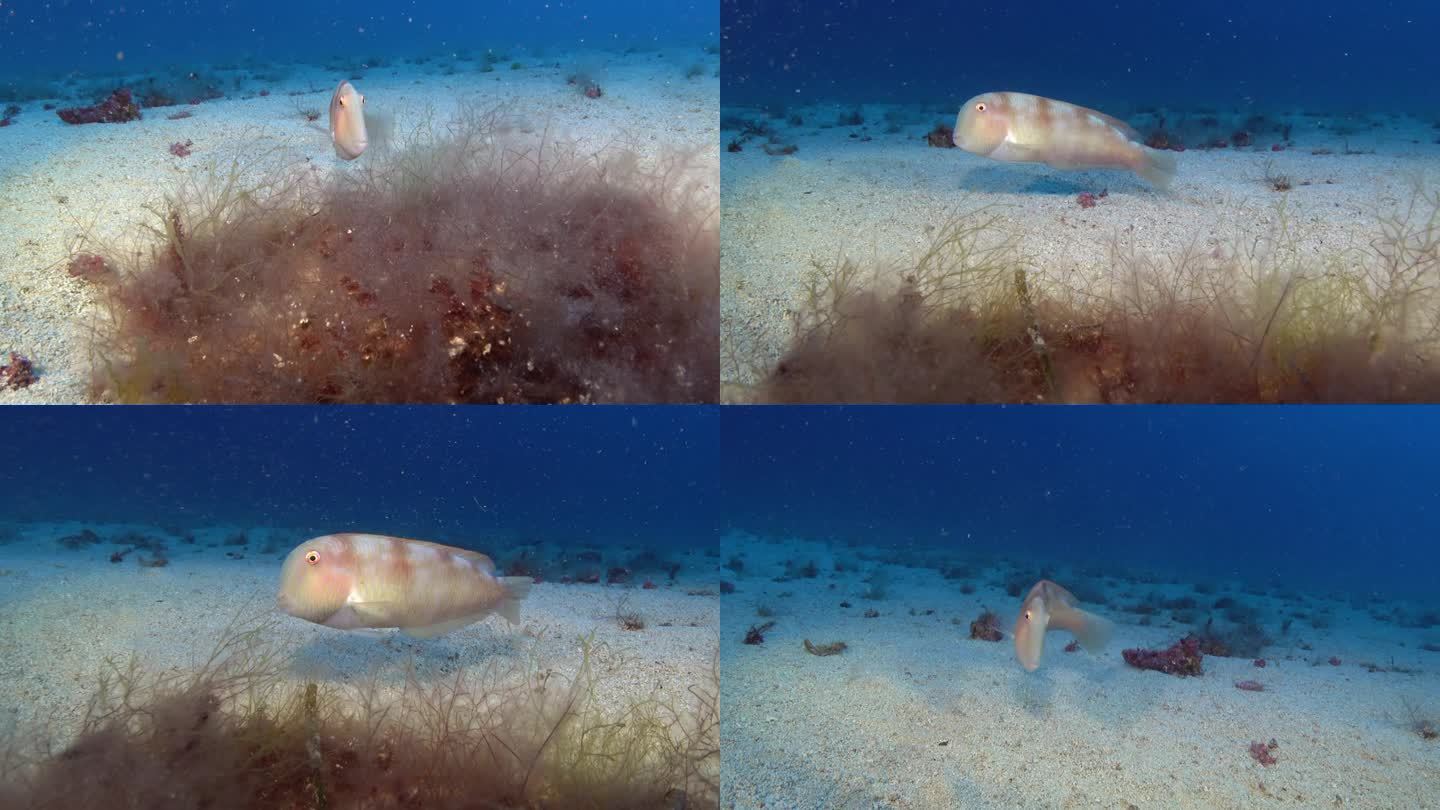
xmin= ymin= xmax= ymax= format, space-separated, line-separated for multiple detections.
xmin=0 ymin=46 xmax=719 ymax=403
xmin=720 ymin=103 xmax=1440 ymax=392
xmin=719 ymin=533 xmax=1440 ymax=809
xmin=0 ymin=521 xmax=718 ymax=746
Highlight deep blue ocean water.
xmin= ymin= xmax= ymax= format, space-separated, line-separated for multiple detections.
xmin=721 ymin=406 xmax=1440 ymax=602
xmin=721 ymin=0 xmax=1440 ymax=112
xmin=0 ymin=406 xmax=719 ymax=550
xmin=0 ymin=0 xmax=718 ymax=80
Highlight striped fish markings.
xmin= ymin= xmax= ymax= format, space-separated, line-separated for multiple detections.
xmin=276 ymin=533 xmax=532 ymax=638
xmin=953 ymin=91 xmax=1177 ymax=189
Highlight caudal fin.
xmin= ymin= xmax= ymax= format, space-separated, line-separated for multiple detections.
xmin=1137 ymin=147 xmax=1178 ymax=190
xmin=496 ymin=576 xmax=533 ymax=625
xmin=1049 ymin=605 xmax=1114 ymax=653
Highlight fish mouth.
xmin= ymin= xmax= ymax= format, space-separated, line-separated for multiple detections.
xmin=275 ymin=593 xmax=293 ymax=614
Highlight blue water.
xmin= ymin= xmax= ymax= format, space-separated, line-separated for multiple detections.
xmin=0 ymin=406 xmax=719 ymax=549
xmin=0 ymin=0 xmax=718 ymax=86
xmin=721 ymin=406 xmax=1440 ymax=602
xmin=721 ymin=0 xmax=1440 ymax=112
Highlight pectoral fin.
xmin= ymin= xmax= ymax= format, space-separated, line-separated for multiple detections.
xmin=990 ymin=139 xmax=1049 ymax=164
xmin=402 ymin=613 xmax=488 ymax=638
xmin=322 ymin=602 xmax=397 ymax=630
xmin=346 ymin=601 xmax=400 ymax=626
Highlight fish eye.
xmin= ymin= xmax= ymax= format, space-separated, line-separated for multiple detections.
xmin=1023 ymin=610 xmax=1031 ymax=620
xmin=305 ymin=550 xmax=320 ymax=565
xmin=360 ymin=95 xmax=366 ymax=105
xmin=976 ymin=102 xmax=986 ymax=112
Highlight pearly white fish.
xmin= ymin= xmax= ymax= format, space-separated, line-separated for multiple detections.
xmin=954 ymin=91 xmax=1177 ymax=189
xmin=328 ymin=79 xmax=369 ymax=160
xmin=1013 ymin=579 xmax=1113 ymax=671
xmin=276 ymin=533 xmax=532 ymax=637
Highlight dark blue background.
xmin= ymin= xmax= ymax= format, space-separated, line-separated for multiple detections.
xmin=0 ymin=406 xmax=718 ymax=549
xmin=0 ymin=0 xmax=718 ymax=79
xmin=722 ymin=406 xmax=1440 ymax=600
xmin=722 ymin=0 xmax=1439 ymax=112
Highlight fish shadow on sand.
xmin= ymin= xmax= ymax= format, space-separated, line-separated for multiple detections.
xmin=288 ymin=626 xmax=526 ymax=681
xmin=1006 ymin=650 xmax=1149 ymax=729
xmin=955 ymin=164 xmax=1150 ymax=196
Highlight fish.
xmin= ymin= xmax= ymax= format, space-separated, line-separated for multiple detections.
xmin=953 ymin=91 xmax=1177 ymax=190
xmin=1013 ymin=579 xmax=1113 ymax=671
xmin=328 ymin=79 xmax=369 ymax=160
xmin=276 ymin=533 xmax=532 ymax=638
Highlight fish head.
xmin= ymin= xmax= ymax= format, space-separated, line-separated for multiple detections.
xmin=329 ymin=80 xmax=369 ymax=160
xmin=1013 ymin=591 xmax=1050 ymax=672
xmin=953 ymin=92 xmax=1010 ymax=156
xmin=277 ymin=534 xmax=357 ymax=623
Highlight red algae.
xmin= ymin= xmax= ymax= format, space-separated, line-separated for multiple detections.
xmin=926 ymin=124 xmax=957 ymax=148
xmin=1249 ymin=739 xmax=1278 ymax=766
xmin=67 ymin=253 xmax=113 ymax=282
xmin=1 ymin=352 xmax=38 ymax=389
xmin=1122 ymin=634 xmax=1203 ymax=676
xmin=57 ymin=88 xmax=141 ymax=124
xmin=969 ymin=610 xmax=1003 ymax=642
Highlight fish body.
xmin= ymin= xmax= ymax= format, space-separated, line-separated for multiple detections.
xmin=328 ymin=80 xmax=369 ymax=160
xmin=276 ymin=533 xmax=532 ymax=637
xmin=1013 ymin=579 xmax=1113 ymax=671
xmin=953 ymin=91 xmax=1176 ymax=189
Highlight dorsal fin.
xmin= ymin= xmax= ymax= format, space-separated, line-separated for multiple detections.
xmin=1040 ymin=579 xmax=1080 ymax=608
xmin=1084 ymin=106 xmax=1141 ymax=141
xmin=404 ymin=539 xmax=495 ymax=573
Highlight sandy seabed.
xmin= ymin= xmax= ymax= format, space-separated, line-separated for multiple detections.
xmin=718 ymin=534 xmax=1440 ymax=810
xmin=0 ymin=46 xmax=719 ymax=404
xmin=719 ymin=102 xmax=1440 ymax=393
xmin=0 ymin=521 xmax=719 ymax=747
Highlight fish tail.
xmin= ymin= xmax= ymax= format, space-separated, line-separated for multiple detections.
xmin=1136 ymin=146 xmax=1178 ymax=190
xmin=1048 ymin=604 xmax=1114 ymax=653
xmin=495 ymin=576 xmax=533 ymax=625
xmin=1072 ymin=608 xmax=1114 ymax=653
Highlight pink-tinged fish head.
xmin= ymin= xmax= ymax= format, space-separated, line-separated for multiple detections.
xmin=1013 ymin=589 xmax=1050 ymax=672
xmin=277 ymin=534 xmax=358 ymax=623
xmin=953 ymin=92 xmax=1011 ymax=156
xmin=329 ymin=80 xmax=369 ymax=160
